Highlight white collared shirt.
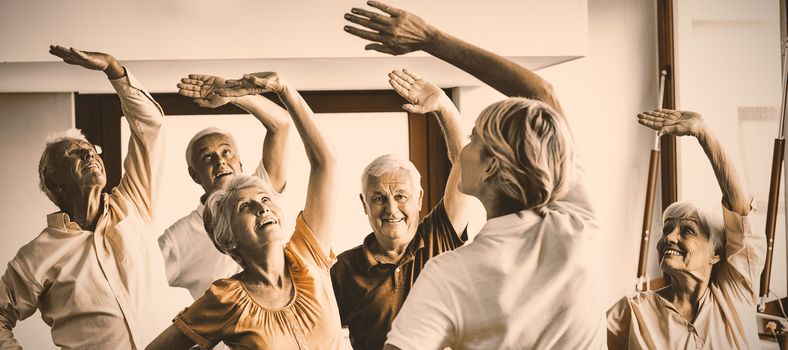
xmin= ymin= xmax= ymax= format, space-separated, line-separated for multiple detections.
xmin=0 ymin=73 xmax=170 ymax=349
xmin=158 ymin=161 xmax=274 ymax=299
xmin=386 ymin=170 xmax=606 ymax=350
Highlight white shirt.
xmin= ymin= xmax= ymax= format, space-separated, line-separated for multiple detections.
xmin=606 ymin=204 xmax=764 ymax=349
xmin=0 ymin=73 xmax=169 ymax=349
xmin=386 ymin=170 xmax=606 ymax=350
xmin=158 ymin=158 xmax=274 ymax=299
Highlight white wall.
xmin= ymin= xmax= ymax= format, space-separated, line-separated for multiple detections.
xmin=0 ymin=94 xmax=73 ymax=349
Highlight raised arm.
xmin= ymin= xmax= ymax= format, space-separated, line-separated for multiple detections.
xmin=177 ymin=74 xmax=291 ymax=192
xmin=637 ymin=109 xmax=752 ymax=214
xmin=344 ymin=1 xmax=562 ymax=113
xmin=388 ymin=69 xmax=471 ymax=234
xmin=217 ymin=73 xmax=338 ymax=253
xmin=50 ymin=45 xmax=165 ymax=221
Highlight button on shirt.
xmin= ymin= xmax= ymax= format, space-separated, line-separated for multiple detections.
xmin=158 ymin=163 xmax=274 ymax=299
xmin=0 ymin=73 xmax=168 ymax=349
xmin=331 ymin=201 xmax=466 ymax=350
xmin=606 ymin=204 xmax=765 ymax=350
xmin=386 ymin=170 xmax=607 ymax=350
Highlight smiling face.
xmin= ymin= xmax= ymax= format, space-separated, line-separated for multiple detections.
xmin=656 ymin=217 xmax=720 ymax=276
xmin=189 ymin=133 xmax=242 ymax=195
xmin=361 ymin=169 xmax=423 ymax=249
xmin=229 ymin=186 xmax=284 ymax=261
xmin=47 ymin=138 xmax=106 ymax=195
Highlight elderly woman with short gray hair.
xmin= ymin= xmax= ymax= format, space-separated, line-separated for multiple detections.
xmin=147 ymin=72 xmax=341 ymax=350
xmin=607 ymin=109 xmax=764 ymax=349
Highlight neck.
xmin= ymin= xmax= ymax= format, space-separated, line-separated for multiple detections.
xmin=480 ymin=191 xmax=526 ymax=219
xmin=663 ymin=269 xmax=711 ymax=322
xmin=241 ymin=241 xmax=288 ymax=288
xmin=62 ymin=186 xmax=104 ymax=231
xmin=373 ymin=237 xmax=410 ymax=264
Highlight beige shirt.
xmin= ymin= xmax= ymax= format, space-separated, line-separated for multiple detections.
xmin=0 ymin=73 xmax=168 ymax=350
xmin=158 ymin=163 xmax=273 ymax=299
xmin=386 ymin=169 xmax=607 ymax=350
xmin=607 ymin=204 xmax=765 ymax=350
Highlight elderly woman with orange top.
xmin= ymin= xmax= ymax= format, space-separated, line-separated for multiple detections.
xmin=146 ymin=72 xmax=341 ymax=350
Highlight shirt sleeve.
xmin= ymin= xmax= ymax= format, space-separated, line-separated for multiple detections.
xmin=172 ymin=281 xmax=237 ymax=348
xmin=0 ymin=261 xmax=43 ymax=349
xmin=418 ymin=200 xmax=467 ymax=250
xmin=158 ymin=229 xmax=181 ymax=288
xmin=109 ymin=71 xmax=166 ymax=223
xmin=386 ymin=260 xmax=457 ymax=350
xmin=287 ymin=212 xmax=336 ymax=271
xmin=605 ymin=297 xmax=631 ymax=350
xmin=716 ymin=201 xmax=765 ymax=300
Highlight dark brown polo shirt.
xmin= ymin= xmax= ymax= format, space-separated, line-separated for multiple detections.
xmin=330 ymin=201 xmax=467 ymax=350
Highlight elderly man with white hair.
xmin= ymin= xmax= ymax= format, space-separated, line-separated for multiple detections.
xmin=158 ymin=74 xmax=290 ymax=299
xmin=0 ymin=45 xmax=169 ymax=349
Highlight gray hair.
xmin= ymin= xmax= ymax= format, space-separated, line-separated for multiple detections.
xmin=361 ymin=154 xmax=422 ymax=193
xmin=475 ymin=97 xmax=575 ymax=216
xmin=662 ymin=200 xmax=725 ymax=255
xmin=203 ymin=175 xmax=278 ymax=267
xmin=185 ymin=127 xmax=239 ymax=170
xmin=38 ymin=128 xmax=90 ymax=209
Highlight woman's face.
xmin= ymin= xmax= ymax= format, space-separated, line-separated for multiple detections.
xmin=229 ymin=186 xmax=285 ymax=257
xmin=459 ymin=127 xmax=488 ymax=198
xmin=656 ymin=217 xmax=719 ymax=276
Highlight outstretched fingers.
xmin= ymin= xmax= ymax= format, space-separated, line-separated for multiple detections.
xmin=344 ymin=25 xmax=384 ymax=42
xmin=344 ymin=13 xmax=386 ymax=32
xmin=367 ymin=1 xmax=402 ymax=16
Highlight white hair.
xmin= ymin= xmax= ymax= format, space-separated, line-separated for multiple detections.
xmin=203 ymin=175 xmax=278 ymax=267
xmin=662 ymin=200 xmax=725 ymax=255
xmin=185 ymin=127 xmax=239 ymax=170
xmin=361 ymin=154 xmax=422 ymax=193
xmin=38 ymin=128 xmax=90 ymax=208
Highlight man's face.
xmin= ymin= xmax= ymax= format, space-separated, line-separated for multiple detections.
xmin=361 ymin=169 xmax=423 ymax=248
xmin=189 ymin=133 xmax=242 ymax=195
xmin=48 ymin=138 xmax=106 ymax=194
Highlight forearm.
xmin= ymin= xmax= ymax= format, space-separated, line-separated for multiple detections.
xmin=424 ymin=30 xmax=562 ymax=113
xmin=277 ymin=85 xmax=337 ymax=167
xmin=232 ymin=96 xmax=290 ymax=192
xmin=696 ymin=130 xmax=752 ymax=215
xmin=103 ymin=59 xmax=125 ymax=80
xmin=432 ymin=99 xmax=466 ymax=165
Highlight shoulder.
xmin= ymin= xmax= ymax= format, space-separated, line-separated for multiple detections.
xmin=160 ymin=210 xmax=204 ymax=242
xmin=334 ymin=244 xmax=364 ymax=267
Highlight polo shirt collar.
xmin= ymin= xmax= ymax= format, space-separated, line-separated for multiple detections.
xmin=361 ymin=231 xmax=426 ymax=271
xmin=46 ymin=193 xmax=109 ymax=232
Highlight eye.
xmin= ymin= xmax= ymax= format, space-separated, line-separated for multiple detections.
xmin=394 ymin=194 xmax=408 ymax=202
xmin=372 ymin=196 xmax=385 ymax=205
xmin=238 ymin=202 xmax=249 ymax=211
xmin=222 ymin=149 xmax=232 ymax=157
xmin=682 ymin=227 xmax=695 ymax=236
xmin=261 ymin=196 xmax=271 ymax=202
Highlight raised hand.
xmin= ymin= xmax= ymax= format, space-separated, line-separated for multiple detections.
xmin=177 ymin=74 xmax=235 ymax=108
xmin=637 ymin=109 xmax=706 ymax=137
xmin=344 ymin=0 xmax=434 ymax=55
xmin=216 ymin=72 xmax=287 ymax=98
xmin=388 ymin=69 xmax=449 ymax=114
xmin=48 ymin=45 xmax=124 ymax=78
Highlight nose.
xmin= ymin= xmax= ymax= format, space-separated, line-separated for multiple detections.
xmin=663 ymin=227 xmax=680 ymax=244
xmin=383 ymin=196 xmax=398 ymax=216
xmin=255 ymin=202 xmax=271 ymax=216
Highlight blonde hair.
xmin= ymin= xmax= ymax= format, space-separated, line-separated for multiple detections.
xmin=203 ymin=175 xmax=277 ymax=267
xmin=475 ymin=97 xmax=575 ymax=216
xmin=38 ymin=128 xmax=90 ymax=209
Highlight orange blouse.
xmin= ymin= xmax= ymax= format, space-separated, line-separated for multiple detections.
xmin=173 ymin=213 xmax=341 ymax=349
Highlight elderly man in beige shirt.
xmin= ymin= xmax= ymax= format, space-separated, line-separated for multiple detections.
xmin=0 ymin=45 xmax=169 ymax=349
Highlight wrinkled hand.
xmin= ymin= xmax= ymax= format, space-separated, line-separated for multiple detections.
xmin=215 ymin=72 xmax=287 ymax=97
xmin=49 ymin=45 xmax=116 ymax=71
xmin=637 ymin=109 xmax=706 ymax=137
xmin=177 ymin=74 xmax=235 ymax=108
xmin=344 ymin=1 xmax=434 ymax=55
xmin=389 ymin=69 xmax=447 ymax=113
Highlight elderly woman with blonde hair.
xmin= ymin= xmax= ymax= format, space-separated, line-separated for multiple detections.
xmin=382 ymin=68 xmax=605 ymax=350
xmin=147 ymin=72 xmax=340 ymax=349
xmin=607 ymin=109 xmax=764 ymax=349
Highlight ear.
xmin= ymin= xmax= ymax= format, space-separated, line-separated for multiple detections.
xmin=44 ymin=174 xmax=61 ymax=193
xmin=359 ymin=193 xmax=368 ymax=215
xmin=188 ymin=167 xmax=200 ymax=184
xmin=481 ymin=156 xmax=498 ymax=183
xmin=417 ymin=188 xmax=424 ymax=208
xmin=239 ymin=161 xmax=244 ymax=172
xmin=710 ymin=254 xmax=721 ymax=265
